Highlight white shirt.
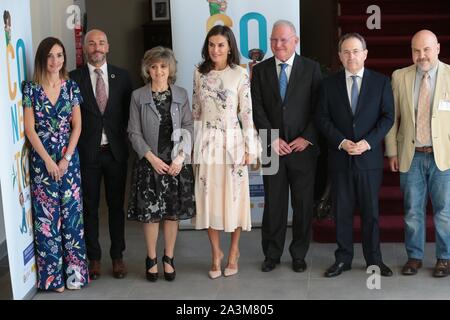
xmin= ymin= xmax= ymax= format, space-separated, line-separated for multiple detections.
xmin=88 ymin=62 xmax=109 ymax=98
xmin=274 ymin=52 xmax=296 ymax=81
xmin=88 ymin=62 xmax=109 ymax=145
xmin=339 ymin=68 xmax=370 ymax=150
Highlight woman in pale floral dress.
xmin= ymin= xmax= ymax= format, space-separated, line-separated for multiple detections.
xmin=23 ymin=37 xmax=88 ymax=292
xmin=193 ymin=25 xmax=260 ymax=279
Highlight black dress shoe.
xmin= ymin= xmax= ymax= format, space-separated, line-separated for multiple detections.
xmin=261 ymin=258 xmax=280 ymax=272
xmin=292 ymin=259 xmax=307 ymax=272
xmin=378 ymin=262 xmax=393 ymax=277
xmin=324 ymin=262 xmax=351 ymax=277
xmin=367 ymin=262 xmax=393 ymax=277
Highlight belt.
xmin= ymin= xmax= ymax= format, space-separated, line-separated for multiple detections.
xmin=100 ymin=144 xmax=110 ymax=150
xmin=415 ymin=146 xmax=433 ymax=153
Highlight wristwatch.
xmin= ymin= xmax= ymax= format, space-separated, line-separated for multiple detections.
xmin=64 ymin=153 xmax=72 ymax=162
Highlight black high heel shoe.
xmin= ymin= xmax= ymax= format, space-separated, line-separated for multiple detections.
xmin=146 ymin=256 xmax=158 ymax=282
xmin=162 ymin=255 xmax=176 ymax=281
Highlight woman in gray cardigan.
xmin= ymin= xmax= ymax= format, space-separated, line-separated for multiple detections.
xmin=127 ymin=47 xmax=195 ymax=282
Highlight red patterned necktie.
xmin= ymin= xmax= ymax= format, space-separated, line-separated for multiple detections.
xmin=94 ymin=68 xmax=107 ymax=114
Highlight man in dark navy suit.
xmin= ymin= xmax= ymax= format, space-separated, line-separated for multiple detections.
xmin=70 ymin=29 xmax=132 ymax=280
xmin=316 ymin=33 xmax=394 ymax=277
xmin=252 ymin=20 xmax=322 ymax=273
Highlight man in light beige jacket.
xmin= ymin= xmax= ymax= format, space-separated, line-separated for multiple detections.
xmin=385 ymin=30 xmax=450 ymax=278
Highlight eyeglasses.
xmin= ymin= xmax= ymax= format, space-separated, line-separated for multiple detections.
xmin=270 ymin=35 xmax=296 ymax=45
xmin=341 ymin=49 xmax=365 ymax=56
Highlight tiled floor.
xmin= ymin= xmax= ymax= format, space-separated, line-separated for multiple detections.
xmin=29 ymin=220 xmax=450 ymax=300
xmin=3 ymin=159 xmax=449 ymax=300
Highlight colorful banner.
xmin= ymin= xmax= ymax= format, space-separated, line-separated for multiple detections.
xmin=0 ymin=0 xmax=36 ymax=300
xmin=171 ymin=0 xmax=299 ymax=225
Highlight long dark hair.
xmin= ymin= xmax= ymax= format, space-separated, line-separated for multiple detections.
xmin=33 ymin=37 xmax=68 ymax=84
xmin=198 ymin=25 xmax=240 ymax=74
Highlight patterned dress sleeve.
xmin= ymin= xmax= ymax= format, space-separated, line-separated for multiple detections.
xmin=22 ymin=81 xmax=33 ymax=108
xmin=192 ymin=70 xmax=203 ymax=166
xmin=69 ymin=80 xmax=83 ymax=107
xmin=192 ymin=69 xmax=201 ymax=120
xmin=237 ymin=68 xmax=260 ymax=159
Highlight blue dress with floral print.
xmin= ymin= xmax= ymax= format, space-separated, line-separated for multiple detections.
xmin=22 ymin=79 xmax=89 ymax=290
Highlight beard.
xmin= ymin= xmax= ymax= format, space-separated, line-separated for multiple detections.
xmin=88 ymin=51 xmax=106 ymax=65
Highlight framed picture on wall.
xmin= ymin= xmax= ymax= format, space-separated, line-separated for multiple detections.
xmin=150 ymin=0 xmax=170 ymax=22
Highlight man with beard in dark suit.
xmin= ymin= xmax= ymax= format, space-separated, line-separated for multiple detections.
xmin=70 ymin=29 xmax=132 ymax=280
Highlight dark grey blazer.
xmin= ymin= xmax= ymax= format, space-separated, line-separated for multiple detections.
xmin=127 ymin=84 xmax=194 ymax=162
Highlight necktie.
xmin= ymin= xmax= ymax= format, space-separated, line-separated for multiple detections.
xmin=279 ymin=63 xmax=288 ymax=102
xmin=350 ymin=75 xmax=359 ymax=114
xmin=416 ymin=72 xmax=431 ymax=145
xmin=94 ymin=68 xmax=107 ymax=114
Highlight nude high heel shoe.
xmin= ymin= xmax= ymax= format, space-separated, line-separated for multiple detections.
xmin=208 ymin=252 xmax=223 ymax=279
xmin=224 ymin=253 xmax=240 ymax=277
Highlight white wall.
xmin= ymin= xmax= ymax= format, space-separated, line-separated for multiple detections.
xmin=0 ymin=184 xmax=6 ymax=255
xmin=29 ymin=0 xmax=78 ymax=70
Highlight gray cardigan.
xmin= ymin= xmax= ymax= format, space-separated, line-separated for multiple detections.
xmin=127 ymin=84 xmax=194 ymax=161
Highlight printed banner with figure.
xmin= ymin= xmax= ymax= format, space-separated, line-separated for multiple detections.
xmin=0 ymin=0 xmax=36 ymax=300
xmin=171 ymin=0 xmax=299 ymax=226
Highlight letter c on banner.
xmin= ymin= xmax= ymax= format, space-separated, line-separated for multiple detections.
xmin=206 ymin=14 xmax=233 ymax=31
xmin=240 ymin=13 xmax=267 ymax=60
xmin=7 ymin=43 xmax=17 ymax=100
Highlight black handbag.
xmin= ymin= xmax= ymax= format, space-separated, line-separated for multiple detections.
xmin=314 ymin=181 xmax=334 ymax=220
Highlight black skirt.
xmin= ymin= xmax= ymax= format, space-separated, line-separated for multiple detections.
xmin=127 ymin=157 xmax=196 ymax=223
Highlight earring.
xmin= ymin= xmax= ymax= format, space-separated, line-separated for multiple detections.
xmin=228 ymin=51 xmax=231 ymax=55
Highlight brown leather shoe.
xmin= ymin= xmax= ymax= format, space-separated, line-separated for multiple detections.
xmin=112 ymin=258 xmax=127 ymax=279
xmin=89 ymin=260 xmax=101 ymax=280
xmin=433 ymin=259 xmax=450 ymax=278
xmin=401 ymin=259 xmax=422 ymax=275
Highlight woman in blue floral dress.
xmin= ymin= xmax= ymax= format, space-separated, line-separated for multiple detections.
xmin=23 ymin=37 xmax=88 ymax=292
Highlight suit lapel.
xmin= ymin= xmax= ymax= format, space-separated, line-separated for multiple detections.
xmin=337 ymin=70 xmax=354 ymax=118
xmin=432 ymin=61 xmax=445 ymax=115
xmin=141 ymin=84 xmax=159 ymax=116
xmin=81 ymin=66 xmax=101 ymax=116
xmin=354 ymin=69 xmax=370 ymax=118
xmin=404 ymin=66 xmax=415 ymax=126
xmin=284 ymin=54 xmax=303 ymax=103
xmin=266 ymin=57 xmax=281 ymax=103
xmin=103 ymin=65 xmax=116 ymax=116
